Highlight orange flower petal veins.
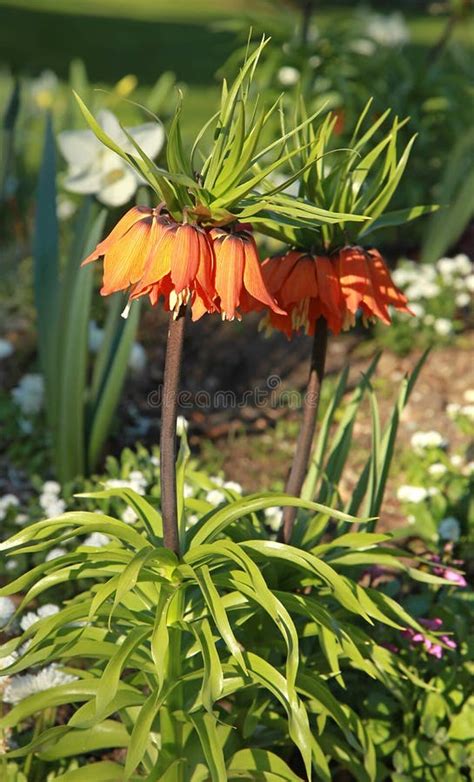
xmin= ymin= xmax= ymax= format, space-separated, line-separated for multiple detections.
xmin=82 ymin=206 xmax=152 ymax=266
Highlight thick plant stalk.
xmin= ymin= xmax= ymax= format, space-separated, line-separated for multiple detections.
xmin=280 ymin=317 xmax=328 ymax=544
xmin=160 ymin=311 xmax=186 ymax=554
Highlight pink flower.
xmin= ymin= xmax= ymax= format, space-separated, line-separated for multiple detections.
xmin=433 ymin=565 xmax=468 ymax=587
xmin=401 ymin=618 xmax=456 ymax=659
xmin=420 ymin=618 xmax=443 ymax=631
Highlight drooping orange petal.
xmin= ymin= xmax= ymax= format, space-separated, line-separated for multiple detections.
xmin=82 ymin=206 xmax=152 ymax=266
xmin=214 ymin=233 xmax=245 ymax=320
xmin=280 ymin=255 xmax=318 ymax=307
xmin=194 ymin=231 xmax=216 ymax=309
xmin=262 ymin=252 xmax=301 ymax=294
xmin=368 ymin=248 xmax=412 ymax=314
xmin=314 ymin=255 xmax=343 ymax=333
xmin=338 ymin=246 xmax=389 ymax=323
xmin=170 ymin=224 xmax=200 ymax=293
xmin=242 ymin=236 xmax=286 ymax=315
xmin=134 ymin=224 xmax=176 ymax=292
xmin=101 ymin=218 xmax=154 ymax=295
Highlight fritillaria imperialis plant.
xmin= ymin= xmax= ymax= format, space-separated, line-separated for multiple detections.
xmin=0 ymin=39 xmax=451 ymax=782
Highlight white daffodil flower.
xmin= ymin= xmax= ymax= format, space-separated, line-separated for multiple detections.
xmin=57 ymin=109 xmax=164 ymax=207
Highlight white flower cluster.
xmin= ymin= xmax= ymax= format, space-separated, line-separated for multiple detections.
xmin=104 ymin=469 xmax=147 ymax=496
xmin=205 ymin=476 xmax=243 ymax=507
xmin=83 ymin=532 xmax=110 ymax=547
xmin=3 ymin=663 xmax=78 ymax=705
xmin=392 ymin=254 xmax=473 ymax=332
xmin=0 ymin=597 xmax=16 ymax=628
xmin=20 ymin=603 xmax=60 ymax=632
xmin=397 ymin=485 xmax=439 ymax=504
xmin=366 ymin=12 xmax=410 ymax=47
xmin=447 ymin=391 xmax=474 ymax=422
xmin=410 ymin=430 xmax=447 ymax=454
xmin=0 ymin=493 xmax=19 ymax=521
xmin=11 ymin=373 xmax=45 ymax=415
xmin=39 ymin=481 xmax=66 ymax=519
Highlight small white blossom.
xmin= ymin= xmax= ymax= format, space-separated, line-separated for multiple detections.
xmin=409 ymin=303 xmax=425 ymax=318
xmin=11 ymin=374 xmax=44 ymax=415
xmin=56 ymin=196 xmax=76 ymax=221
xmin=45 ymin=547 xmax=68 ymax=561
xmin=42 ymin=480 xmax=61 ymax=495
xmin=3 ymin=664 xmax=78 ymax=705
xmin=428 ymin=462 xmax=447 ymax=477
xmin=434 ymin=318 xmax=453 ymax=337
xmin=121 ymin=506 xmax=138 ymax=524
xmin=397 ymin=485 xmax=430 ymax=504
xmin=410 ymin=430 xmax=447 ymax=453
xmin=0 ymin=338 xmax=14 ymax=360
xmin=465 ymin=274 xmax=474 ymax=293
xmin=277 ymin=66 xmax=300 ymax=86
xmin=83 ymin=532 xmax=110 ymax=547
xmin=366 ymin=12 xmax=410 ymax=46
xmin=128 ymin=342 xmax=147 ymax=374
xmin=176 ymin=416 xmax=189 ymax=437
xmin=264 ymin=507 xmax=283 ymax=532
xmin=456 ymin=292 xmax=471 ymax=308
xmin=151 ymin=455 xmax=160 ymax=467
xmin=0 ymin=597 xmax=16 ymax=628
xmin=206 ymin=489 xmax=226 ymax=506
xmin=183 ymin=483 xmax=194 ymax=499
xmin=186 ymin=513 xmax=199 ymax=528
xmin=446 ymin=402 xmax=461 ymax=418
xmin=350 ymin=38 xmax=376 ymax=56
xmin=58 ymin=109 xmax=164 ymax=208
xmin=465 ymin=461 xmax=474 ymax=474
xmin=210 ymin=476 xmax=224 ymax=487
xmin=464 ymin=389 xmax=474 ymax=403
xmin=20 ymin=603 xmax=59 ymax=631
xmin=223 ymin=481 xmax=243 ymax=494
xmin=438 ymin=516 xmax=461 ymax=542
xmin=0 ymin=494 xmax=20 ymax=521
xmin=104 ymin=474 xmax=146 ymax=496
xmin=452 ymin=254 xmax=472 ymax=276
xmin=450 ymin=454 xmax=463 ymax=468
xmin=461 ymin=404 xmax=474 ymax=420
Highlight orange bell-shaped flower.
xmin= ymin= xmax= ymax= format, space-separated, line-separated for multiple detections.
xmin=131 ymin=220 xmax=217 ymax=320
xmin=337 ymin=246 xmax=412 ymax=329
xmin=261 ymin=250 xmax=343 ymax=337
xmin=82 ymin=206 xmax=171 ymax=296
xmin=208 ymin=225 xmax=285 ymax=321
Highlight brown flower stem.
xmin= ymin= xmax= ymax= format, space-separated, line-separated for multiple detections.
xmin=160 ymin=310 xmax=186 ymax=555
xmin=280 ymin=316 xmax=328 ymax=544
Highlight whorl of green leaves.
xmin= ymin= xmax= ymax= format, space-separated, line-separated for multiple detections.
xmin=276 ymin=97 xmax=437 ymax=251
xmin=0 ymin=420 xmax=447 ymax=780
xmin=73 ymin=37 xmax=367 ymax=240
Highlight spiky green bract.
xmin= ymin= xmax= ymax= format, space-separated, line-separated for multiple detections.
xmin=269 ymin=96 xmax=437 ymax=251
xmin=74 ymin=38 xmax=367 ymax=242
